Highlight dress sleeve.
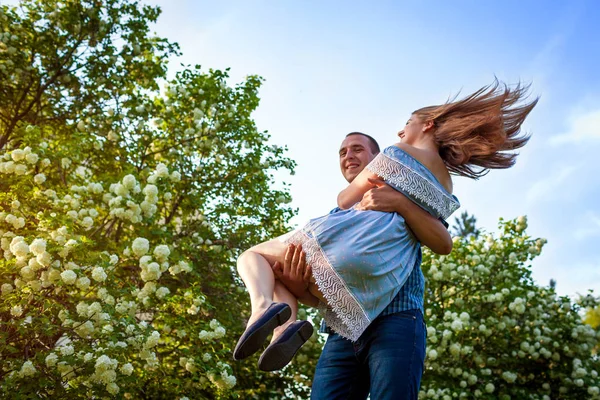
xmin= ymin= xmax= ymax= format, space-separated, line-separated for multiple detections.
xmin=365 ymin=149 xmax=460 ymax=220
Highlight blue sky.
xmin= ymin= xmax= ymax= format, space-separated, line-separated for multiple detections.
xmin=4 ymin=0 xmax=594 ymax=296
xmin=143 ymin=0 xmax=600 ymax=298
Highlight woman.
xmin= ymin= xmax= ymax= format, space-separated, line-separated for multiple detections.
xmin=234 ymin=80 xmax=537 ymax=371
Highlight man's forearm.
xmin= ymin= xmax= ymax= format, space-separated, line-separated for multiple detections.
xmin=395 ymin=197 xmax=452 ymax=255
xmin=297 ymin=291 xmax=320 ymax=308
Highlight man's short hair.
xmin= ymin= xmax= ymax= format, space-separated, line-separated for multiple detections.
xmin=345 ymin=132 xmax=380 ymax=154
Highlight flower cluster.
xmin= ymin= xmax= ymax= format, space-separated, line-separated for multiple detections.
xmin=419 ymin=217 xmax=600 ymax=399
xmin=1 ymin=5 xmax=298 ymax=397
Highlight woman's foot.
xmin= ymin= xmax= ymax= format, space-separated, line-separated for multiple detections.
xmin=233 ymin=302 xmax=292 ymax=361
xmin=270 ymin=320 xmax=294 ymax=343
xmin=258 ymin=320 xmax=314 ymax=371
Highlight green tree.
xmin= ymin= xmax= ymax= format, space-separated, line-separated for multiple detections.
xmin=452 ymin=211 xmax=481 ymax=239
xmin=0 ymin=1 xmax=321 ymax=398
xmin=420 ymin=216 xmax=600 ymax=399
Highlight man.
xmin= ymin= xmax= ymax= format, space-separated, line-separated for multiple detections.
xmin=273 ymin=132 xmax=451 ymax=399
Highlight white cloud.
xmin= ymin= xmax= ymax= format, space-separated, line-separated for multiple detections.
xmin=525 ymin=165 xmax=579 ymax=204
xmin=550 ymin=109 xmax=600 ymax=145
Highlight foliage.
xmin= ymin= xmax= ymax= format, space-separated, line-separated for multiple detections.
xmin=420 ymin=216 xmax=600 ymax=399
xmin=451 ymin=211 xmax=481 ymax=239
xmin=0 ymin=1 xmax=322 ymax=398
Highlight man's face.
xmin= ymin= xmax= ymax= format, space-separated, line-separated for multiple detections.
xmin=339 ymin=135 xmax=377 ymax=183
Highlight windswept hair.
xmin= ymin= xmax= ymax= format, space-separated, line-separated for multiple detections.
xmin=414 ymin=80 xmax=538 ymax=179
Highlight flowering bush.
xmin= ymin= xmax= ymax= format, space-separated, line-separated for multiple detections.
xmin=420 ymin=217 xmax=600 ymax=399
xmin=0 ymin=1 xmax=322 ymax=398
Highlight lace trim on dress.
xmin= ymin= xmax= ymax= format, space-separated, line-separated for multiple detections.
xmin=366 ymin=152 xmax=460 ymax=219
xmin=285 ymin=230 xmax=370 ymax=342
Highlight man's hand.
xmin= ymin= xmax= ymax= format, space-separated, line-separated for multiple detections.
xmin=355 ymin=178 xmax=453 ymax=254
xmin=355 ymin=178 xmax=406 ymax=212
xmin=272 ymin=244 xmax=313 ymax=298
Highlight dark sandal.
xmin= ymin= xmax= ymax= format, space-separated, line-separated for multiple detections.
xmin=233 ymin=302 xmax=292 ymax=360
xmin=258 ymin=320 xmax=314 ymax=371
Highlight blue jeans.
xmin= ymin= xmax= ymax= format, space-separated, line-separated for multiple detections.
xmin=311 ymin=310 xmax=426 ymax=400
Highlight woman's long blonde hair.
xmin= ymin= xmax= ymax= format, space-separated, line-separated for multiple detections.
xmin=414 ymin=80 xmax=538 ymax=179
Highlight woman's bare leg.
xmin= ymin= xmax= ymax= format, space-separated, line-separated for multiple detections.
xmin=272 ymin=280 xmax=299 ymax=341
xmin=236 ymin=239 xmax=291 ymax=328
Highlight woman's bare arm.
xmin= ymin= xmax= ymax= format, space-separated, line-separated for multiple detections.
xmin=337 ymin=166 xmax=381 ymax=209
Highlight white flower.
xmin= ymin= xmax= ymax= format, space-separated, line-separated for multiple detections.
xmin=170 ymin=171 xmax=181 ymax=182
xmin=120 ymin=363 xmax=133 ymax=376
xmin=143 ymin=184 xmax=158 ymax=197
xmin=113 ymin=183 xmax=128 ymax=197
xmin=29 ymin=238 xmax=47 ymax=256
xmin=11 ymin=149 xmax=26 ymax=161
xmin=19 ymin=360 xmax=36 ymax=377
xmin=15 ymin=164 xmax=27 ymax=175
xmin=122 ymin=174 xmax=137 ymax=189
xmin=155 ymin=286 xmax=170 ymax=299
xmin=9 ymin=237 xmax=29 ymax=257
xmin=153 ymin=244 xmax=170 ymax=262
xmin=485 ymin=383 xmax=495 ymax=393
xmin=76 ymin=321 xmax=94 ymax=337
xmin=185 ymin=359 xmax=197 ymax=373
xmin=36 ymin=251 xmax=52 ymax=267
xmin=502 ymin=371 xmax=517 ymax=383
xmin=11 ymin=305 xmax=23 ymax=317
xmin=76 ymin=276 xmax=90 ymax=290
xmin=223 ymin=374 xmax=237 ymax=389
xmin=20 ymin=266 xmax=35 ymax=281
xmin=59 ymin=345 xmax=74 ymax=356
xmin=25 ymin=153 xmax=39 ymax=164
xmin=451 ymin=319 xmax=463 ymax=332
xmin=202 ymin=353 xmax=212 ymax=362
xmin=45 ymin=353 xmax=58 ymax=367
xmin=90 ymin=266 xmax=106 ymax=282
xmin=1 ymin=283 xmax=14 ymax=295
xmin=60 ymin=270 xmax=77 ymax=285
xmin=198 ymin=330 xmax=210 ymax=341
xmin=145 ymin=331 xmax=160 ymax=348
xmin=428 ymin=349 xmax=438 ymax=360
xmin=106 ymin=383 xmax=119 ymax=395
xmin=132 ymin=237 xmax=150 ymax=257
xmin=81 ymin=216 xmax=93 ymax=229
xmin=214 ymin=326 xmax=226 ymax=338
xmin=155 ymin=163 xmax=169 ymax=178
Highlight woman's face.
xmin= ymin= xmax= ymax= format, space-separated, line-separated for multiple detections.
xmin=397 ymin=114 xmax=426 ymax=144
